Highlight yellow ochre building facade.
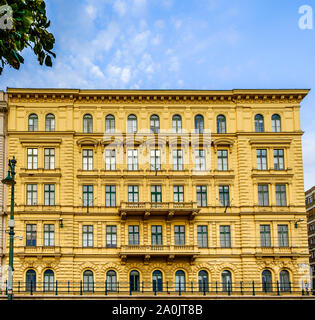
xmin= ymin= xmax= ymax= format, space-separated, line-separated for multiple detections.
xmin=3 ymin=88 xmax=311 ymax=296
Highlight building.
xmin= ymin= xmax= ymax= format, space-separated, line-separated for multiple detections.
xmin=306 ymin=186 xmax=315 ymax=289
xmin=0 ymin=91 xmax=7 ymax=290
xmin=3 ymin=88 xmax=311 ymax=296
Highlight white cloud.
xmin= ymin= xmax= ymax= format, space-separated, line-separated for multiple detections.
xmin=174 ymin=20 xmax=182 ymax=29
xmin=131 ymin=30 xmax=151 ymax=54
xmin=151 ymin=34 xmax=162 ymax=46
xmin=121 ymin=67 xmax=131 ymax=83
xmin=132 ymin=0 xmax=147 ymax=15
xmin=154 ymin=20 xmax=165 ymax=29
xmin=85 ymin=4 xmax=97 ymax=20
xmin=169 ymin=56 xmax=180 ymax=72
xmin=162 ymin=0 xmax=173 ymax=9
xmin=113 ymin=0 xmax=127 ymax=16
xmin=91 ymin=22 xmax=120 ymax=52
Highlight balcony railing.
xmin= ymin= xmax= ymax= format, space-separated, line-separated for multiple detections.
xmin=119 ymin=202 xmax=199 ymax=219
xmin=120 ymin=244 xmax=198 ymax=255
xmin=0 ymin=280 xmax=311 ymax=298
xmin=16 ymin=246 xmax=61 ymax=257
xmin=120 ymin=202 xmax=197 ymax=210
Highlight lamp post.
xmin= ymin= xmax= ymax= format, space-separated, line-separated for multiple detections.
xmin=1 ymin=156 xmax=17 ymax=301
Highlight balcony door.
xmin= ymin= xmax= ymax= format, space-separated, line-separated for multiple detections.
xmin=152 ymin=270 xmax=163 ymax=292
xmin=175 ymin=270 xmax=185 ymax=292
xmin=130 ymin=270 xmax=140 ymax=292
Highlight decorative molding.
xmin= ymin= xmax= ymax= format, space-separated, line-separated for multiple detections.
xmin=7 ymin=89 xmax=310 ymax=105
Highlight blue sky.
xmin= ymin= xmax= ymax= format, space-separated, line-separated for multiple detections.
xmin=0 ymin=0 xmax=315 ymax=189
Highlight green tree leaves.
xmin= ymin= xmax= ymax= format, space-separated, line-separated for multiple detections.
xmin=0 ymin=0 xmax=55 ymax=75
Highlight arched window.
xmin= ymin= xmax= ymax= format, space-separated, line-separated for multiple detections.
xmin=28 ymin=114 xmax=38 ymax=131
xmin=262 ymin=270 xmax=273 ymax=292
xmin=106 ymin=115 xmax=115 ymax=133
xmin=106 ymin=270 xmax=117 ymax=292
xmin=175 ymin=270 xmax=185 ymax=292
xmin=194 ymin=115 xmax=204 ymax=134
xmin=26 ymin=269 xmax=36 ymax=292
xmin=83 ymin=270 xmax=94 ymax=292
xmin=217 ymin=114 xmax=226 ymax=134
xmin=198 ymin=270 xmax=209 ymax=292
xmin=127 ymin=114 xmax=137 ymax=133
xmin=279 ymin=270 xmax=291 ymax=292
xmin=255 ymin=114 xmax=264 ymax=132
xmin=221 ymin=270 xmax=232 ymax=292
xmin=45 ymin=114 xmax=55 ymax=131
xmin=43 ymin=269 xmax=54 ymax=292
xmin=83 ymin=114 xmax=93 ymax=133
xmin=172 ymin=114 xmax=182 ymax=133
xmin=272 ymin=114 xmax=281 ymax=132
xmin=152 ymin=270 xmax=163 ymax=292
xmin=150 ymin=114 xmax=160 ymax=133
xmin=130 ymin=270 xmax=140 ymax=292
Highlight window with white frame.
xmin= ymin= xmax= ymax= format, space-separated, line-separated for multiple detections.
xmin=27 ymin=148 xmax=38 ymax=169
xmin=150 ymin=149 xmax=161 ymax=170
xmin=82 ymin=149 xmax=93 ymax=170
xmin=105 ymin=149 xmax=116 ymax=170
xmin=195 ymin=149 xmax=205 ymax=170
xmin=172 ymin=149 xmax=183 ymax=170
xmin=127 ymin=149 xmax=138 ymax=170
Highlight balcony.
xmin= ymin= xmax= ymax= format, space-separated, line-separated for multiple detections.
xmin=120 ymin=244 xmax=200 ymax=263
xmin=15 ymin=246 xmax=61 ymax=257
xmin=119 ymin=202 xmax=200 ymax=220
xmin=255 ymin=246 xmax=299 ymax=257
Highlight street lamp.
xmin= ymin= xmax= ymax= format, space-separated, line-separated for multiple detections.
xmin=1 ymin=156 xmax=17 ymax=301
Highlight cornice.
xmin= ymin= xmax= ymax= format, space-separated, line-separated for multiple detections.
xmin=6 ymin=88 xmax=310 ymax=105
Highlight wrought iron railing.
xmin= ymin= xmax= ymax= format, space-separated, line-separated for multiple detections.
xmin=0 ymin=281 xmax=313 ymax=297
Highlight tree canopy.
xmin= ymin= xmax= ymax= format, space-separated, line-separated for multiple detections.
xmin=0 ymin=0 xmax=55 ymax=75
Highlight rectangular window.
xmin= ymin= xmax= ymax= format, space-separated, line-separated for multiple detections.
xmin=151 ymin=225 xmax=163 ymax=245
xmin=127 ymin=149 xmax=138 ymax=170
xmin=44 ymin=224 xmax=55 ymax=246
xmin=26 ymin=224 xmax=37 ymax=246
xmin=44 ymin=148 xmax=55 ymax=170
xmin=44 ymin=184 xmax=55 ymax=206
xmin=173 ymin=185 xmax=184 ymax=203
xmin=196 ymin=185 xmax=207 ymax=207
xmin=172 ymin=150 xmax=183 ymax=170
xmin=217 ymin=150 xmax=228 ymax=171
xmin=82 ymin=225 xmax=93 ymax=247
xmin=220 ymin=225 xmax=231 ymax=248
xmin=151 ymin=185 xmax=162 ymax=203
xmin=27 ymin=148 xmax=38 ymax=169
xmin=106 ymin=225 xmax=117 ymax=248
xmin=197 ymin=225 xmax=208 ymax=248
xmin=219 ymin=185 xmax=230 ymax=207
xmin=257 ymin=149 xmax=267 ymax=170
xmin=128 ymin=225 xmax=139 ymax=245
xmin=83 ymin=185 xmax=93 ymax=207
xmin=105 ymin=185 xmax=116 ymax=207
xmin=278 ymin=225 xmax=289 ymax=247
xmin=258 ymin=184 xmax=269 ymax=206
xmin=260 ymin=225 xmax=271 ymax=247
xmin=82 ymin=149 xmax=93 ymax=170
xmin=274 ymin=149 xmax=284 ymax=170
xmin=26 ymin=184 xmax=37 ymax=206
xmin=105 ymin=149 xmax=116 ymax=170
xmin=195 ymin=149 xmax=205 ymax=170
xmin=174 ymin=225 xmax=185 ymax=245
xmin=150 ymin=149 xmax=161 ymax=171
xmin=128 ymin=185 xmax=139 ymax=203
xmin=276 ymin=184 xmax=287 ymax=206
